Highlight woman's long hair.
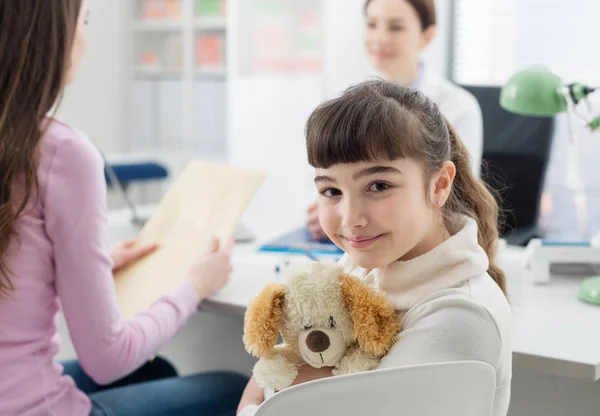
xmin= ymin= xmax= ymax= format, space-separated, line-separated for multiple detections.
xmin=0 ymin=0 xmax=83 ymax=298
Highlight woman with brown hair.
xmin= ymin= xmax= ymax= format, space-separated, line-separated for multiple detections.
xmin=238 ymin=81 xmax=510 ymax=416
xmin=307 ymin=0 xmax=483 ymax=241
xmin=0 ymin=1 xmax=246 ymax=414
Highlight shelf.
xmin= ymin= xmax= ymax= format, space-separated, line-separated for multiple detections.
xmin=196 ymin=67 xmax=226 ymax=76
xmin=133 ymin=67 xmax=226 ymax=79
xmin=134 ymin=67 xmax=182 ymax=78
xmin=132 ymin=20 xmax=182 ymax=31
xmin=195 ymin=16 xmax=227 ymax=30
xmin=131 ymin=17 xmax=226 ymax=32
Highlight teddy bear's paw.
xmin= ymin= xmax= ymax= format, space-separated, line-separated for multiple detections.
xmin=333 ymin=350 xmax=380 ymax=376
xmin=253 ymin=355 xmax=299 ymax=390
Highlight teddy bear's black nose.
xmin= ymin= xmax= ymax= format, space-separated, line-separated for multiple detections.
xmin=306 ymin=330 xmax=330 ymax=353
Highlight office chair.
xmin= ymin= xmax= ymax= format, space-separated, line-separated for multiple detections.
xmin=461 ymin=85 xmax=555 ymax=246
xmin=100 ymin=152 xmax=168 ymax=226
xmin=255 ymin=361 xmax=496 ymax=416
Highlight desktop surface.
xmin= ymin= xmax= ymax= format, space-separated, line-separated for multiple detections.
xmin=108 ymin=207 xmax=600 ymax=382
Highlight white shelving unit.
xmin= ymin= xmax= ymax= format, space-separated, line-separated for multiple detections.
xmin=227 ymin=0 xmax=327 ymax=238
xmin=126 ymin=0 xmax=228 ymax=156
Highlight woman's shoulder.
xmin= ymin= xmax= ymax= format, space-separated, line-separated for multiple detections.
xmin=37 ymin=118 xmax=103 ymax=188
xmin=39 ymin=118 xmax=101 ymax=168
xmin=420 ymin=69 xmax=481 ymax=116
xmin=41 ymin=118 xmax=94 ymax=151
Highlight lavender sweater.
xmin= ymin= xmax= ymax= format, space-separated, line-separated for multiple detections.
xmin=0 ymin=120 xmax=199 ymax=415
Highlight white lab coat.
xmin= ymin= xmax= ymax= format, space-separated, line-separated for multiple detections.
xmin=418 ymin=68 xmax=484 ymax=175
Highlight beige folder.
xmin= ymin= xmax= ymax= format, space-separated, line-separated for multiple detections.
xmin=114 ymin=160 xmax=266 ymax=318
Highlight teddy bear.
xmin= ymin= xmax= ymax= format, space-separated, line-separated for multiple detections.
xmin=243 ymin=261 xmax=401 ymax=391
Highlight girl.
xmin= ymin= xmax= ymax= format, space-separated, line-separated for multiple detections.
xmin=238 ymin=81 xmax=511 ymax=416
xmin=307 ymin=0 xmax=483 ymax=240
xmin=0 ymin=1 xmax=246 ymax=415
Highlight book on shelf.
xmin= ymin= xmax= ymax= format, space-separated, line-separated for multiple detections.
xmin=141 ymin=0 xmax=181 ymax=20
xmin=196 ymin=34 xmax=224 ymax=67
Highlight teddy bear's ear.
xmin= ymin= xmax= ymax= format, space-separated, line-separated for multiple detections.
xmin=339 ymin=275 xmax=400 ymax=356
xmin=243 ymin=282 xmax=286 ymax=358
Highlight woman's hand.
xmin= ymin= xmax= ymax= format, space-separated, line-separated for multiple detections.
xmin=111 ymin=239 xmax=158 ymax=273
xmin=188 ymin=236 xmax=233 ymax=301
xmin=306 ymin=202 xmax=328 ymax=241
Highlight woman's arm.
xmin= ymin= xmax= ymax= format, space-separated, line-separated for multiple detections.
xmin=44 ymin=132 xmax=200 ymax=385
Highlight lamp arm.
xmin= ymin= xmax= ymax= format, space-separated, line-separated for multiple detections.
xmin=568 ymin=83 xmax=596 ymax=105
xmin=563 ymin=84 xmax=600 ymax=132
xmin=590 ymin=116 xmax=600 ymax=132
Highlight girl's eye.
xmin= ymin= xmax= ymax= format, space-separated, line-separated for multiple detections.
xmin=320 ymin=188 xmax=342 ymax=198
xmin=368 ymin=182 xmax=390 ymax=192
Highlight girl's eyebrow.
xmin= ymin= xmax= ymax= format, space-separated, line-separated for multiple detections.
xmin=353 ymin=165 xmax=403 ymax=180
xmin=314 ymin=175 xmax=336 ymax=184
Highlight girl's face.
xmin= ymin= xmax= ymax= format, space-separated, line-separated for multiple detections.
xmin=65 ymin=0 xmax=89 ymax=85
xmin=315 ymin=158 xmax=454 ymax=269
xmin=364 ymin=0 xmax=435 ymax=83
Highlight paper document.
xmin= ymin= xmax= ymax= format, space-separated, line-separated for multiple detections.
xmin=114 ymin=161 xmax=266 ymax=318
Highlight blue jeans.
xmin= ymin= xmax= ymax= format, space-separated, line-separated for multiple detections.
xmin=61 ymin=358 xmax=248 ymax=416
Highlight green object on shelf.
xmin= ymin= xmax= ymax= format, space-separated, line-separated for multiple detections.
xmin=579 ymin=276 xmax=600 ymax=306
xmin=589 ymin=116 xmax=600 ymax=131
xmin=196 ymin=0 xmax=222 ymax=16
xmin=500 ymin=65 xmax=568 ymax=116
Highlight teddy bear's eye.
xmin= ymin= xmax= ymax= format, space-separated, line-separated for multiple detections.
xmin=303 ymin=324 xmax=313 ymax=330
xmin=329 ymin=316 xmax=336 ymax=328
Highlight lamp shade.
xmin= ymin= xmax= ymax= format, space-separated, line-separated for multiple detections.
xmin=500 ymin=65 xmax=568 ymax=116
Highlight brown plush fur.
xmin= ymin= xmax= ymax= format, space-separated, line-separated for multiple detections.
xmin=243 ymin=282 xmax=286 ymax=357
xmin=243 ymin=263 xmax=403 ymax=390
xmin=339 ymin=275 xmax=401 ymax=356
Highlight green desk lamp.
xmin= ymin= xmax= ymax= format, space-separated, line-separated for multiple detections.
xmin=500 ymin=65 xmax=600 ymax=305
xmin=500 ymin=65 xmax=599 ymax=133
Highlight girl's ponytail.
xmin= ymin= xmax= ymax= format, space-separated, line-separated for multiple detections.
xmin=444 ymin=120 xmax=506 ymax=295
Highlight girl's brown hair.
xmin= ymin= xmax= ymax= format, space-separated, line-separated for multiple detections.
xmin=306 ymin=81 xmax=506 ymax=295
xmin=0 ymin=0 xmax=83 ymax=298
xmin=365 ymin=0 xmax=436 ymax=30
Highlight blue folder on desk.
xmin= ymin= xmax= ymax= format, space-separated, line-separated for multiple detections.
xmin=259 ymin=228 xmax=343 ymax=256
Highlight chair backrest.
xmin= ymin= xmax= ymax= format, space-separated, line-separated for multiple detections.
xmin=461 ymin=85 xmax=555 ymax=245
xmin=255 ymin=361 xmax=496 ymax=416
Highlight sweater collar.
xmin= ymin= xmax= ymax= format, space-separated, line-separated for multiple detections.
xmin=340 ymin=217 xmax=489 ymax=310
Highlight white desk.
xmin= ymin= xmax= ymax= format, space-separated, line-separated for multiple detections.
xmin=108 ymin=207 xmax=600 ymax=383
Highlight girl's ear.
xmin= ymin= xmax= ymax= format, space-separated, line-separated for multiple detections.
xmin=338 ymin=275 xmax=400 ymax=356
xmin=431 ymin=160 xmax=456 ymax=207
xmin=243 ymin=283 xmax=286 ymax=357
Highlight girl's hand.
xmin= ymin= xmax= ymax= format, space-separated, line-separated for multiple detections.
xmin=237 ymin=377 xmax=265 ymax=415
xmin=307 ymin=202 xmax=328 ymax=241
xmin=111 ymin=239 xmax=158 ymax=273
xmin=287 ymin=364 xmax=333 ymax=388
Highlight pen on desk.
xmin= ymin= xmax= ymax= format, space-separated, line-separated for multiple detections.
xmin=301 ymin=249 xmax=319 ymax=261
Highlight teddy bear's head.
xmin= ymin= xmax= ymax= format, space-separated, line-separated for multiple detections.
xmin=243 ymin=262 xmax=399 ymax=368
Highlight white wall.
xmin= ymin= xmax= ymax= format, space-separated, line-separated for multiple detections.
xmin=323 ymin=0 xmax=452 ymax=98
xmin=227 ymin=0 xmax=453 ymax=238
xmin=56 ymin=0 xmax=128 ymax=152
